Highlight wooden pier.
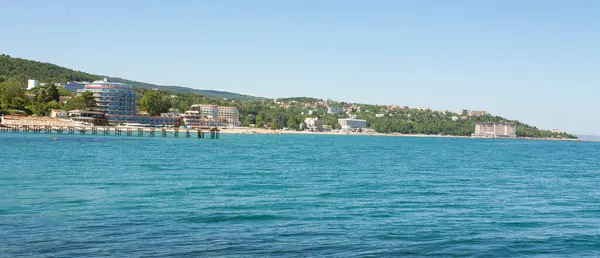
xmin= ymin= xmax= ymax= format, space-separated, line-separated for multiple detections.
xmin=0 ymin=125 xmax=220 ymax=139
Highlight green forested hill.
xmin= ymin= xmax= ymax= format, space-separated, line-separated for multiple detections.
xmin=0 ymin=54 xmax=100 ymax=83
xmin=102 ymin=76 xmax=260 ymax=100
xmin=0 ymin=54 xmax=260 ymax=100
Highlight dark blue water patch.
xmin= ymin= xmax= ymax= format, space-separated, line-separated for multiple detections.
xmin=180 ymin=213 xmax=287 ymax=224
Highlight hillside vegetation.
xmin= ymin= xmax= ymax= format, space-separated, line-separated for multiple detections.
xmin=0 ymin=54 xmax=260 ymax=100
xmin=0 ymin=54 xmax=100 ymax=83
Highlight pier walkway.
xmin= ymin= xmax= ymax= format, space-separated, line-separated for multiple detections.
xmin=0 ymin=124 xmax=220 ymax=139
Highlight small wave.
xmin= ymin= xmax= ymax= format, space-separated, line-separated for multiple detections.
xmin=181 ymin=214 xmax=285 ymax=223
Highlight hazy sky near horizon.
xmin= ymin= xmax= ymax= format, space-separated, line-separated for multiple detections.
xmin=1 ymin=0 xmax=599 ymax=134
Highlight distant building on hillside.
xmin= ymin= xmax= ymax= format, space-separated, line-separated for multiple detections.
xmin=462 ymin=109 xmax=488 ymax=117
xmin=27 ymin=79 xmax=38 ymax=90
xmin=473 ymin=122 xmax=516 ymax=138
xmin=327 ymin=105 xmax=343 ymax=114
xmin=61 ymin=82 xmax=88 ymax=93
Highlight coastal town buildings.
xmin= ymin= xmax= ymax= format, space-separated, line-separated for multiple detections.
xmin=339 ymin=118 xmax=367 ymax=131
xmin=304 ymin=117 xmax=323 ymax=132
xmin=462 ymin=109 xmax=488 ymax=117
xmin=473 ymin=122 xmax=516 ymax=138
xmin=181 ymin=111 xmax=207 ymax=127
xmin=182 ymin=105 xmax=240 ymax=127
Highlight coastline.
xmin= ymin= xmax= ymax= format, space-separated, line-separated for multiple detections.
xmin=0 ymin=116 xmax=582 ymax=142
xmin=218 ymin=128 xmax=582 ymax=141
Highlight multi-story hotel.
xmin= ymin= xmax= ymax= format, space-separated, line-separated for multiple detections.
xmin=79 ymin=79 xmax=180 ymax=126
xmin=218 ymin=106 xmax=240 ymax=126
xmin=181 ymin=105 xmax=240 ymax=127
xmin=339 ymin=118 xmax=367 ymax=131
xmin=190 ymin=104 xmax=219 ymax=119
xmin=81 ymin=79 xmax=138 ymax=119
xmin=473 ymin=122 xmax=516 ymax=138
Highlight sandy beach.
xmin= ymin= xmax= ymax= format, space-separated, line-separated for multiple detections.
xmin=217 ymin=127 xmax=581 ymax=141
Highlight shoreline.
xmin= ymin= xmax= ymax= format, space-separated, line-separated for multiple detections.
xmin=218 ymin=128 xmax=582 ymax=142
xmin=0 ymin=116 xmax=583 ymax=142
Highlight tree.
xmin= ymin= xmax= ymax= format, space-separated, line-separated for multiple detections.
xmin=45 ymin=85 xmax=60 ymax=103
xmin=286 ymin=117 xmax=299 ymax=130
xmin=0 ymin=78 xmax=26 ymax=110
xmin=139 ymin=90 xmax=171 ymax=116
xmin=26 ymin=102 xmax=48 ymax=116
xmin=64 ymin=92 xmax=96 ymax=111
xmin=81 ymin=91 xmax=97 ymax=110
xmin=64 ymin=97 xmax=84 ymax=110
xmin=255 ymin=112 xmax=266 ymax=128
xmin=242 ymin=114 xmax=256 ymax=126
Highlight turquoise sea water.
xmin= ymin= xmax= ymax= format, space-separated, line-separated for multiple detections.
xmin=1 ymin=133 xmax=600 ymax=257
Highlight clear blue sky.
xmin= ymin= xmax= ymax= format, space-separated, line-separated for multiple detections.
xmin=1 ymin=0 xmax=599 ymax=134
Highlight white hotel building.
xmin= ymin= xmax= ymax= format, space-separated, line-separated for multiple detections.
xmin=339 ymin=118 xmax=367 ymax=131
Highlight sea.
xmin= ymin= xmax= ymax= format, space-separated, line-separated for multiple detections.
xmin=1 ymin=133 xmax=600 ymax=257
